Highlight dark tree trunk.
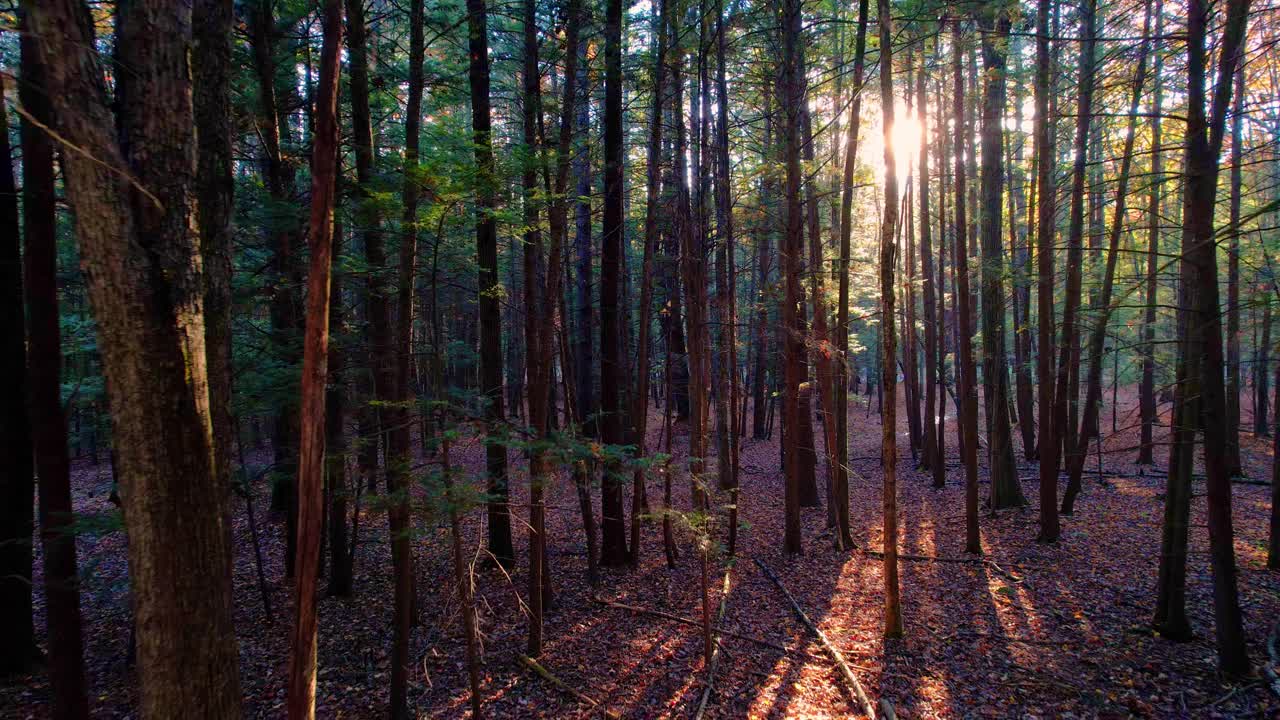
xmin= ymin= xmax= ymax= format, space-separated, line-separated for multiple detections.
xmin=1034 ymin=0 xmax=1061 ymax=541
xmin=1052 ymin=0 xmax=1097 ymax=512
xmin=0 ymin=54 xmax=37 ymax=676
xmin=1224 ymin=62 xmax=1245 ymax=477
xmin=466 ymin=0 xmax=515 ymax=568
xmin=249 ymin=0 xmax=302 ymax=568
xmin=781 ymin=0 xmax=805 ymax=555
xmin=27 ymin=0 xmax=244 ymax=713
xmin=978 ymin=11 xmax=1024 ymax=510
xmin=915 ymin=40 xmax=943 ymax=491
xmin=22 ymin=14 xmax=91 ymax=717
xmin=753 ymin=81 xmax=775 ymax=441
xmin=599 ymin=0 xmax=630 ymax=566
xmin=952 ymin=19 xmax=981 ymax=554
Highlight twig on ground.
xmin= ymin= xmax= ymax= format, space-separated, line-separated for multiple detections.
xmin=753 ymin=557 xmax=880 ymax=719
xmin=518 ymin=655 xmax=620 ymax=720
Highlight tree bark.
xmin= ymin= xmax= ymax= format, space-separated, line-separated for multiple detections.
xmin=915 ymin=40 xmax=943 ymax=491
xmin=26 ymin=0 xmax=244 ymax=714
xmin=1138 ymin=0 xmax=1165 ymax=465
xmin=978 ymin=11 xmax=1024 ymax=510
xmin=781 ymin=0 xmax=805 ymax=555
xmin=286 ymin=2 xmax=343 ymax=716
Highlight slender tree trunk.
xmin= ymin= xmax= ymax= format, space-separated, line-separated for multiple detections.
xmin=1 ymin=32 xmax=38 ymax=676
xmin=1271 ymin=362 xmax=1280 ymax=568
xmin=286 ymin=3 xmax=342 ymax=715
xmin=1258 ymin=296 xmax=1272 ymax=436
xmin=1224 ymin=62 xmax=1245 ymax=477
xmin=1138 ymin=0 xmax=1165 ymax=465
xmin=1062 ymin=0 xmax=1153 ymax=515
xmin=27 ymin=1 xmax=244 ymax=713
xmin=466 ymin=0 xmax=515 ymax=568
xmin=600 ymin=0 xmax=630 ymax=565
xmin=879 ymin=0 xmax=903 ymax=636
xmin=952 ymin=18 xmax=981 ymax=554
xmin=714 ymin=0 xmax=741 ymax=553
xmin=1033 ymin=0 xmax=1061 ymax=541
xmin=833 ymin=0 xmax=868 ymax=549
xmin=1052 ymin=0 xmax=1097 ymax=511
xmin=780 ymin=0 xmax=806 ymax=555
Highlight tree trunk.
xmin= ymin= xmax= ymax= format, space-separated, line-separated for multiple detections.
xmin=978 ymin=11 xmax=1024 ymax=510
xmin=286 ymin=3 xmax=342 ymax=716
xmin=1138 ymin=0 xmax=1165 ymax=465
xmin=1224 ymin=61 xmax=1245 ymax=477
xmin=1 ymin=38 xmax=37 ymax=676
xmin=1183 ymin=0 xmax=1252 ymax=675
xmin=466 ymin=0 xmax=515 ymax=568
xmin=600 ymin=0 xmax=630 ymax=566
xmin=952 ymin=18 xmax=981 ymax=554
xmin=27 ymin=0 xmax=244 ymax=714
xmin=832 ymin=0 xmax=868 ymax=549
xmin=879 ymin=0 xmax=903 ymax=637
xmin=1033 ymin=0 xmax=1061 ymax=541
xmin=194 ymin=0 xmax=236 ymax=537
xmin=781 ymin=0 xmax=806 ymax=556
xmin=916 ymin=42 xmax=942 ymax=489
xmin=1052 ymin=0 xmax=1097 ymax=511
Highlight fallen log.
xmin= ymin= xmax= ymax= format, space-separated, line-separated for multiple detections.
xmin=694 ymin=565 xmax=734 ymax=720
xmin=753 ymin=557 xmax=880 ymax=719
xmin=518 ymin=655 xmax=620 ymax=719
xmin=592 ymin=596 xmax=790 ymax=653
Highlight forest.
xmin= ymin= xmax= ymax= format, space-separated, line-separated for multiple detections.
xmin=1 ymin=0 xmax=1279 ymax=716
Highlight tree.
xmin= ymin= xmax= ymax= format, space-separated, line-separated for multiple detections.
xmin=286 ymin=1 xmax=343 ymax=715
xmin=22 ymin=22 xmax=90 ymax=718
xmin=466 ymin=0 xmax=516 ymax=568
xmin=600 ymin=0 xmax=630 ymax=566
xmin=916 ymin=38 xmax=943 ymax=491
xmin=0 ymin=62 xmax=37 ymax=677
xmin=952 ymin=18 xmax=981 ymax=555
xmin=781 ymin=0 xmax=806 ymax=556
xmin=879 ymin=0 xmax=903 ymax=637
xmin=1033 ymin=0 xmax=1060 ymax=542
xmin=24 ymin=0 xmax=243 ymax=714
xmin=977 ymin=8 xmax=1024 ymax=510
xmin=1137 ymin=0 xmax=1166 ymax=466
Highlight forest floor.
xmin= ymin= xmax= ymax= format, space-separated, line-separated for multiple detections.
xmin=2 ymin=386 xmax=1279 ymax=719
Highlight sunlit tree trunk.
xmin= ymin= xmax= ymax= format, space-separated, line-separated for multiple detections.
xmin=1034 ymin=0 xmax=1061 ymax=541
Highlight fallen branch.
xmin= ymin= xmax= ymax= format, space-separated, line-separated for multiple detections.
xmin=694 ymin=564 xmax=734 ymax=720
xmin=753 ymin=558 xmax=880 ymax=719
xmin=518 ymin=655 xmax=620 ymax=720
xmin=862 ymin=550 xmax=1027 ymax=583
xmin=593 ymin=596 xmax=790 ymax=653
